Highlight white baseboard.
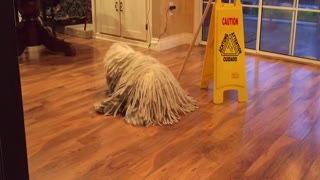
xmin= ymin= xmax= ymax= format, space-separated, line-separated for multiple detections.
xmin=149 ymin=33 xmax=193 ymax=52
xmin=94 ymin=32 xmax=193 ymax=52
xmin=94 ymin=32 xmax=150 ymax=49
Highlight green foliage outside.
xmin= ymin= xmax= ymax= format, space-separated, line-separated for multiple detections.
xmin=56 ymin=0 xmax=92 ymax=23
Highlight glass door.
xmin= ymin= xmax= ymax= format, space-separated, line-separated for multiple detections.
xmin=259 ymin=0 xmax=295 ymax=55
xmin=201 ymin=0 xmax=260 ymax=49
xmin=294 ymin=0 xmax=320 ymax=59
xmin=242 ymin=0 xmax=260 ymax=49
xmin=200 ymin=0 xmax=320 ymax=61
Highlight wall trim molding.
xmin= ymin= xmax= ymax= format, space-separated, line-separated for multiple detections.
xmin=95 ymin=33 xmax=151 ymax=48
xmin=194 ymin=0 xmax=201 ymax=45
xmin=149 ymin=33 xmax=193 ymax=52
xmin=94 ymin=32 xmax=194 ymax=52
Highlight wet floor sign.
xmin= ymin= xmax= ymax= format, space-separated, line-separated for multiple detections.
xmin=200 ymin=0 xmax=248 ymax=104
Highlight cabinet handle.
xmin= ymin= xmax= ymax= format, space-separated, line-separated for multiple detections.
xmin=115 ymin=2 xmax=118 ymax=11
xmin=120 ymin=2 xmax=123 ymax=12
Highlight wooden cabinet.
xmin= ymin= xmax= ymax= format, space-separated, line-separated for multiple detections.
xmin=95 ymin=0 xmax=148 ymax=41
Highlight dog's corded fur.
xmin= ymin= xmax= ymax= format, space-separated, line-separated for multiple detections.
xmin=94 ymin=43 xmax=197 ymax=126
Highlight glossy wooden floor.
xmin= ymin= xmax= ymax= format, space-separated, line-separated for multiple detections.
xmin=20 ymin=35 xmax=320 ymax=180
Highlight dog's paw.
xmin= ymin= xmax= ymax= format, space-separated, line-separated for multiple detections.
xmin=94 ymin=103 xmax=106 ymax=114
xmin=124 ymin=116 xmax=146 ymax=127
xmin=104 ymin=89 xmax=110 ymax=96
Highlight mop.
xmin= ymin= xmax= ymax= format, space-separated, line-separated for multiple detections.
xmin=94 ymin=43 xmax=197 ymax=126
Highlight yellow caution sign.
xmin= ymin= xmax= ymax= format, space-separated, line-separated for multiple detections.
xmin=200 ymin=0 xmax=248 ymax=104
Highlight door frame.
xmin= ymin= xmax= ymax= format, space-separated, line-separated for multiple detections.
xmin=0 ymin=0 xmax=29 ymax=180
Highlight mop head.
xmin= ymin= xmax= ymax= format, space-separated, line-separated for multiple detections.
xmin=94 ymin=43 xmax=197 ymax=126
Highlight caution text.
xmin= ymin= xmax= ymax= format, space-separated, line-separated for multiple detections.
xmin=222 ymin=18 xmax=238 ymax=26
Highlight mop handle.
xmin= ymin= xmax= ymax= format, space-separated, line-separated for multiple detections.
xmin=84 ymin=0 xmax=90 ymax=31
xmin=177 ymin=0 xmax=213 ymax=80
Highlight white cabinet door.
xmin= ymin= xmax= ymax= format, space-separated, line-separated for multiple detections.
xmin=120 ymin=0 xmax=147 ymax=41
xmin=97 ymin=0 xmax=121 ymax=36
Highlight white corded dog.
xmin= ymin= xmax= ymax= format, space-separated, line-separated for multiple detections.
xmin=95 ymin=43 xmax=197 ymax=126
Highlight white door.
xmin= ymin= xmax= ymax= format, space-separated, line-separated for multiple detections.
xmin=97 ymin=0 xmax=121 ymax=36
xmin=120 ymin=0 xmax=147 ymax=41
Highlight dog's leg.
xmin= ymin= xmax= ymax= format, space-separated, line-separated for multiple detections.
xmin=104 ymin=76 xmax=111 ymax=96
xmin=124 ymin=105 xmax=146 ymax=126
xmin=94 ymin=94 xmax=126 ymax=117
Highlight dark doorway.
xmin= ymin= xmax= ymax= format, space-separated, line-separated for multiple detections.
xmin=0 ymin=0 xmax=29 ymax=180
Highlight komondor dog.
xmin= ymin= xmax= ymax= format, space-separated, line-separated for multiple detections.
xmin=94 ymin=43 xmax=197 ymax=126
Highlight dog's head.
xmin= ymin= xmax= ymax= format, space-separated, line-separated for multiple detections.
xmin=104 ymin=43 xmax=134 ymax=66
